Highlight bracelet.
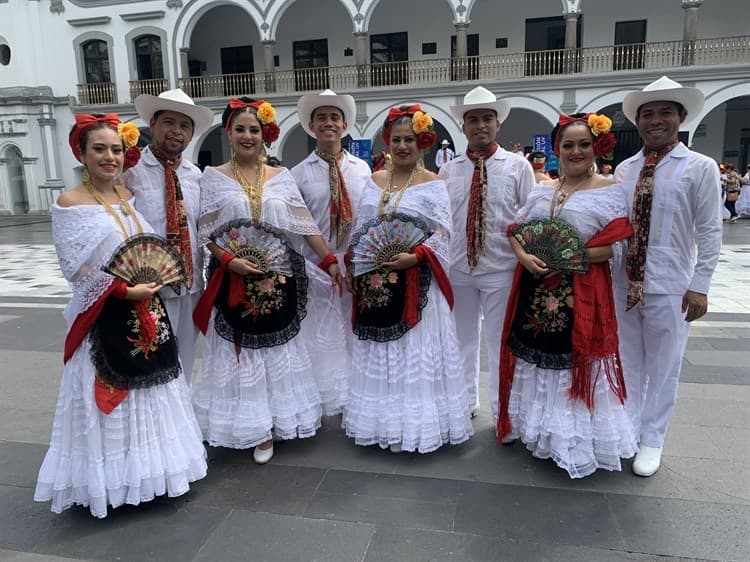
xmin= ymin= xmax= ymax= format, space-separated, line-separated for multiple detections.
xmin=318 ymin=253 xmax=338 ymax=271
xmin=220 ymin=251 xmax=235 ymax=271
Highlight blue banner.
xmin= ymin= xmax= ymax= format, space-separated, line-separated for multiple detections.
xmin=533 ymin=133 xmax=558 ymax=172
xmin=348 ymin=139 xmax=372 ymax=166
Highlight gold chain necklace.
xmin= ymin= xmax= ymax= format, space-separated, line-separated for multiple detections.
xmin=549 ymin=174 xmax=590 ymax=219
xmin=231 ymin=154 xmax=266 ymax=225
xmin=378 ymin=166 xmax=419 ymax=216
xmin=83 ymin=173 xmax=142 ymax=238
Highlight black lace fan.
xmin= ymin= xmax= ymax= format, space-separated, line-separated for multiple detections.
xmin=103 ymin=234 xmax=187 ymax=294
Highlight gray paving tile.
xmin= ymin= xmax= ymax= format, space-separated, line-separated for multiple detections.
xmin=684 ymin=350 xmax=750 ymax=369
xmin=609 ymin=494 xmax=750 ymax=561
xmin=0 ymin=441 xmax=45 ymax=487
xmin=317 ymin=469 xmax=459 ymax=505
xmin=363 ymin=527 xmax=689 ymax=562
xmin=305 ymin=490 xmax=456 ymax=531
xmin=0 ymin=483 xmax=227 ymax=561
xmin=679 ymin=364 xmax=750 ymax=385
xmin=194 ymin=510 xmax=373 ymax=562
xmin=0 ymin=309 xmax=65 ymax=352
xmin=454 ymin=481 xmax=624 ymax=550
xmin=189 ymin=454 xmax=326 ymax=515
xmin=0 ymin=549 xmax=92 ymax=562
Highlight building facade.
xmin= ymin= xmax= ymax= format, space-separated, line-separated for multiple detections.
xmin=0 ymin=0 xmax=748 ymax=214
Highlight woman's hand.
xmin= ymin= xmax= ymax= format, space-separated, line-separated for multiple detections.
xmin=518 ymin=252 xmax=549 ymax=276
xmin=228 ymin=258 xmax=265 ymax=276
xmin=328 ymin=263 xmax=342 ymax=287
xmin=383 ymin=252 xmax=418 ymax=271
xmin=345 ymin=269 xmax=356 ymax=294
xmin=126 ymin=282 xmax=162 ymax=301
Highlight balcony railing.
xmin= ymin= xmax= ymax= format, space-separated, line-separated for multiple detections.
xmin=76 ymin=82 xmax=116 ymax=105
xmin=79 ymin=35 xmax=750 ymax=105
xmin=129 ymin=78 xmax=169 ymax=101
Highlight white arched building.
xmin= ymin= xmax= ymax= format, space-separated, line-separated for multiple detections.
xmin=0 ymin=0 xmax=748 ymax=214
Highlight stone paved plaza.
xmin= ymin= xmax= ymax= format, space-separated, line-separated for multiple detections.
xmin=0 ymin=216 xmax=748 ymax=562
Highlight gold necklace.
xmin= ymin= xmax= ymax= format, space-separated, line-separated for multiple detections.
xmin=378 ymin=166 xmax=419 ymax=216
xmin=231 ymin=153 xmax=266 ymax=225
xmin=83 ymin=172 xmax=142 ymax=238
xmin=549 ymin=175 xmax=590 ymax=219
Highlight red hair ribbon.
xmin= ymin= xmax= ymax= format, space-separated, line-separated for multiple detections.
xmin=225 ymin=98 xmax=265 ymax=130
xmin=382 ymin=104 xmax=423 ymax=145
xmin=68 ymin=113 xmax=120 ymax=161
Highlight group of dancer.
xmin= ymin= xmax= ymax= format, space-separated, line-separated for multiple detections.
xmin=34 ymin=75 xmax=722 ymax=519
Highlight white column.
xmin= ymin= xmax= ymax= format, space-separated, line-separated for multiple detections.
xmin=681 ymin=0 xmax=703 ymax=65
xmin=0 ymin=159 xmax=10 ymax=215
xmin=354 ymin=32 xmax=369 ymax=87
xmin=262 ymin=40 xmax=276 ymax=93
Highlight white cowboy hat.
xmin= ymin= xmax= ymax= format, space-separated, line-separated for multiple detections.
xmin=135 ymin=88 xmax=214 ymax=137
xmin=441 ymin=139 xmax=450 ymax=145
xmin=297 ymin=89 xmax=356 ymax=137
xmin=450 ymin=86 xmax=510 ymax=123
xmin=622 ymin=76 xmax=704 ymax=124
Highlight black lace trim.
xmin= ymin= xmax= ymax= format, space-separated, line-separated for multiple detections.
xmin=353 ymin=262 xmax=431 ymax=342
xmin=507 ymin=331 xmax=572 ymax=371
xmin=208 ymin=220 xmax=308 ymax=349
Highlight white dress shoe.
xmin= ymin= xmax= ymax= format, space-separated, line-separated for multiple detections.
xmin=469 ymin=404 xmax=479 ymax=418
xmin=632 ymin=445 xmax=662 ymax=477
xmin=253 ymin=443 xmax=274 ymax=464
xmin=389 ymin=442 xmax=403 ymax=454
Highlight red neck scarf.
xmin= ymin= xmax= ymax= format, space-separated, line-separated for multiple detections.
xmin=149 ymin=144 xmax=194 ymax=289
xmin=497 ymin=216 xmax=634 ymax=443
xmin=315 ymin=149 xmax=353 ymax=247
xmin=625 ymin=139 xmax=679 ymax=309
xmin=465 ymin=142 xmax=499 ymax=269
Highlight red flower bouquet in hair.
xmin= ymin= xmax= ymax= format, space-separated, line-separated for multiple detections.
xmin=593 ymin=132 xmax=616 ymax=157
xmin=417 ymin=131 xmax=436 ymax=150
xmin=262 ymin=122 xmax=280 ymax=147
xmin=123 ymin=146 xmax=141 ymax=169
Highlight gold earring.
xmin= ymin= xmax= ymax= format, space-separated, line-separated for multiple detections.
xmin=81 ymin=167 xmax=92 ymax=187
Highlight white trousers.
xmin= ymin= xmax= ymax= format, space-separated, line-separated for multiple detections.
xmin=451 ymin=269 xmax=514 ymax=419
xmin=616 ymin=292 xmax=690 ymax=448
xmin=164 ymin=292 xmax=202 ymax=385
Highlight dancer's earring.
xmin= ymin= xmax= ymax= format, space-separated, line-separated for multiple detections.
xmin=385 ymin=153 xmax=394 ymax=173
xmin=416 ymin=154 xmax=425 ymax=172
xmin=81 ymin=167 xmax=92 ymax=188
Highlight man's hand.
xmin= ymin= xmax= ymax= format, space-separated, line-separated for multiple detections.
xmin=681 ymin=290 xmax=708 ymax=322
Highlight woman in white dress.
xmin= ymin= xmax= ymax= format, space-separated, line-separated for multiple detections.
xmin=34 ymin=114 xmax=207 ymax=518
xmin=191 ymin=98 xmax=341 ymax=464
xmin=497 ymin=113 xmax=638 ymax=478
xmin=342 ymin=105 xmax=474 ymax=453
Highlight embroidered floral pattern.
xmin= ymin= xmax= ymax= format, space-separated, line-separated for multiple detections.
xmin=357 ymin=269 xmax=399 ymax=310
xmin=126 ymin=298 xmax=171 ymax=358
xmin=240 ymin=273 xmax=288 ymax=318
xmin=522 ymin=274 xmax=574 ymax=336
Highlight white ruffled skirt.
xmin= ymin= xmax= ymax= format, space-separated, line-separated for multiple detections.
xmin=507 ymin=358 xmax=638 ymax=478
xmin=34 ymin=338 xmax=208 ymax=518
xmin=342 ymin=284 xmax=474 ymax=453
xmin=303 ymin=263 xmax=350 ymax=416
xmin=191 ymin=312 xmax=323 ymax=449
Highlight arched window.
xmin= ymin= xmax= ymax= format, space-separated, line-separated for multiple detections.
xmin=135 ymin=34 xmax=163 ymax=80
xmin=82 ymin=39 xmax=110 ymax=84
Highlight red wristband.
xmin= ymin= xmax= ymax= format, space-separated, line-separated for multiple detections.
xmin=506 ymin=223 xmax=519 ymax=237
xmin=318 ymin=253 xmax=338 ymax=271
xmin=220 ymin=251 xmax=235 ymax=271
xmin=111 ymin=279 xmax=128 ymax=299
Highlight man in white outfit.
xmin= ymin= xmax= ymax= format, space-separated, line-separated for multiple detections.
xmin=291 ymin=90 xmax=370 ymax=414
xmin=439 ymin=86 xmax=535 ymax=420
xmin=435 ymin=139 xmax=455 ymax=169
xmin=614 ymin=76 xmax=722 ymax=476
xmin=127 ymin=89 xmax=214 ymax=384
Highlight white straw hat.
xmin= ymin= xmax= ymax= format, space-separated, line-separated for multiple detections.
xmin=450 ymin=86 xmax=510 ymax=123
xmin=622 ymin=76 xmax=704 ymax=124
xmin=296 ymin=89 xmax=356 ymax=137
xmin=135 ymin=88 xmax=214 ymax=137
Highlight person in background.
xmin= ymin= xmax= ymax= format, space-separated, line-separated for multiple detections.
xmin=435 ymin=139 xmax=455 ymax=169
xmin=527 ymin=151 xmax=551 ymax=183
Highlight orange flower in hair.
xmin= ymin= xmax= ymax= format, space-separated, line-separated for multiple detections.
xmin=412 ymin=111 xmax=433 ymax=134
xmin=117 ymin=122 xmax=140 ymax=148
xmin=255 ymin=102 xmax=276 ymax=125
xmin=587 ymin=114 xmax=612 ymax=136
